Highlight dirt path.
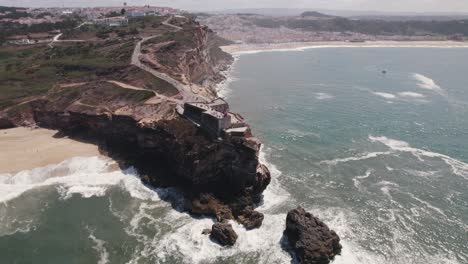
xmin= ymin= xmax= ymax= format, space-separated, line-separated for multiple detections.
xmin=107 ymin=80 xmax=181 ymax=104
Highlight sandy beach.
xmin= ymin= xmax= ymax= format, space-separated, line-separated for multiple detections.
xmin=221 ymin=41 xmax=468 ymax=54
xmin=0 ymin=127 xmax=101 ymax=174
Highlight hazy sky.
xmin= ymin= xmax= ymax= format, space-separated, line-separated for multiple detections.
xmin=1 ymin=0 xmax=468 ymax=13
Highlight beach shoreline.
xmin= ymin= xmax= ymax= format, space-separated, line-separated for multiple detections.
xmin=0 ymin=127 xmax=102 ymax=174
xmin=221 ymin=41 xmax=468 ymax=55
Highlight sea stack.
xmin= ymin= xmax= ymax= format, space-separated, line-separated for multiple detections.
xmin=284 ymin=207 xmax=342 ymax=264
xmin=210 ymin=222 xmax=238 ymax=246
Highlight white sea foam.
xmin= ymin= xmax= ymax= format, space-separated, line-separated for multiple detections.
xmin=320 ymin=151 xmax=392 ymax=165
xmin=231 ymin=45 xmax=468 ymax=56
xmin=305 ymin=207 xmax=388 ymax=264
xmin=257 ymin=146 xmax=290 ymax=211
xmin=373 ymin=92 xmax=396 ymax=99
xmin=403 ymin=169 xmax=437 ymax=178
xmin=371 ymin=90 xmax=428 ymax=103
xmin=315 ymin=92 xmax=335 ymax=100
xmin=151 ymin=213 xmax=291 ymax=264
xmin=397 ymin=91 xmax=425 ymax=98
xmin=352 ymin=169 xmax=373 ymax=190
xmin=0 ymin=156 xmax=161 ymax=203
xmin=118 ymin=145 xmax=293 ymax=264
xmin=369 ymin=136 xmax=468 ymax=179
xmin=215 ymin=57 xmax=239 ymax=98
xmin=412 ymin=73 xmax=446 ymax=99
xmin=406 ymin=193 xmax=446 ymax=217
xmin=376 ymin=181 xmax=400 ymax=199
xmin=413 ymin=73 xmax=441 ymax=91
xmin=87 ymin=229 xmax=110 ymax=264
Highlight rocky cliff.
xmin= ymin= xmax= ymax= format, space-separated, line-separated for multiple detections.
xmin=0 ymin=15 xmax=270 ymax=235
xmin=1 ymin=79 xmax=270 ymax=230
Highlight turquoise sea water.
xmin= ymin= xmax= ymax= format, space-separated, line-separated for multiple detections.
xmin=1 ymin=48 xmax=467 ymax=263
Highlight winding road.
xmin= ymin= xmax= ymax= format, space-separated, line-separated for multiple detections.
xmin=131 ymin=16 xmax=208 ymax=104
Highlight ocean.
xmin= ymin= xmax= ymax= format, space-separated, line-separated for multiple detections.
xmin=1 ymin=47 xmax=467 ymax=264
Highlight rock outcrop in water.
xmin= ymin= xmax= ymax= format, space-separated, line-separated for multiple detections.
xmin=210 ymin=222 xmax=238 ymax=246
xmin=284 ymin=207 xmax=342 ymax=264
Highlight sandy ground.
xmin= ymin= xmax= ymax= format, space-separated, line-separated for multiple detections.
xmin=221 ymin=41 xmax=468 ymax=54
xmin=0 ymin=127 xmax=101 ymax=174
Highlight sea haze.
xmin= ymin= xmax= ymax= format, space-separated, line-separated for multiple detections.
xmin=1 ymin=47 xmax=468 ymax=263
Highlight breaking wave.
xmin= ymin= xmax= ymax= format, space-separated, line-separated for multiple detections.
xmin=397 ymin=91 xmax=424 ymax=98
xmin=320 ymin=151 xmax=392 ymax=165
xmin=122 ymin=146 xmax=293 ymax=264
xmin=315 ymin=92 xmax=335 ymax=100
xmin=369 ymin=136 xmax=468 ymax=179
xmin=412 ymin=73 xmax=445 ymax=96
xmin=372 ymin=92 xmax=396 ymax=99
xmin=216 ymin=57 xmax=239 ymax=98
xmin=371 ymin=91 xmax=428 ymax=103
xmin=0 ymin=156 xmax=160 ymax=203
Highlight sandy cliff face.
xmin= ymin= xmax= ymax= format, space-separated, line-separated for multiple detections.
xmin=183 ymin=25 xmax=233 ymax=90
xmin=141 ymin=20 xmax=233 ymax=95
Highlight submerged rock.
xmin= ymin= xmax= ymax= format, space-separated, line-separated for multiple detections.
xmin=210 ymin=222 xmax=238 ymax=246
xmin=284 ymin=207 xmax=342 ymax=264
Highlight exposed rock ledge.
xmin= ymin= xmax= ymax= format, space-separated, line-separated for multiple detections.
xmin=284 ymin=207 xmax=342 ymax=264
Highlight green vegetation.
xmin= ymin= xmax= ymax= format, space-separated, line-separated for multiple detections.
xmin=0 ymin=6 xmax=30 ymax=19
xmin=0 ymin=6 xmax=21 ymax=12
xmin=0 ymin=39 xmax=136 ymax=109
xmin=0 ymin=19 xmax=79 ymax=44
xmin=147 ymin=28 xmax=196 ymax=47
xmin=0 ymin=46 xmax=56 ymax=109
xmin=80 ymin=82 xmax=154 ymax=108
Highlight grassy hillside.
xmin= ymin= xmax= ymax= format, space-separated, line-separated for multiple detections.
xmin=0 ymin=40 xmax=135 ymax=109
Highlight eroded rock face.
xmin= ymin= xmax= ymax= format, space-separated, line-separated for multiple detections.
xmin=0 ymin=116 xmax=14 ymax=129
xmin=210 ymin=222 xmax=238 ymax=246
xmin=284 ymin=207 xmax=342 ymax=264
